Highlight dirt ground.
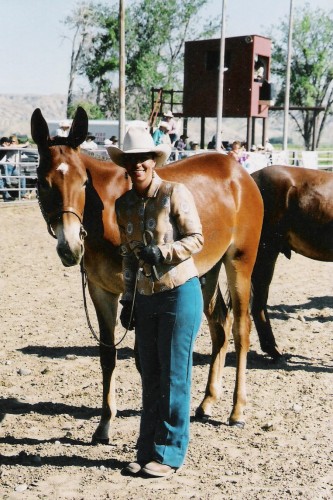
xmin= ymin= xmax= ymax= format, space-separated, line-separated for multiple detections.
xmin=0 ymin=203 xmax=332 ymax=500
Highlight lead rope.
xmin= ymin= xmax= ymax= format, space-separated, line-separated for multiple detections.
xmin=80 ymin=260 xmax=139 ymax=349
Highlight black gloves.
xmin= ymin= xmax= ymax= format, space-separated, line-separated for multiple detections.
xmin=138 ymin=244 xmax=163 ymax=265
xmin=119 ymin=300 xmax=135 ymax=330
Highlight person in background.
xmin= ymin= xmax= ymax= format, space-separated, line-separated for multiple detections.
xmin=107 ymin=126 xmax=203 ymax=478
xmin=152 ymin=121 xmax=171 ymax=146
xmin=228 ymin=140 xmax=242 ymax=163
xmin=174 ymin=134 xmax=188 ymax=159
xmin=104 ymin=135 xmax=118 ymax=147
xmin=81 ymin=133 xmax=98 ymax=150
xmin=0 ymin=136 xmax=29 ymax=200
xmin=56 ymin=119 xmax=71 ymax=137
xmin=163 ymin=111 xmax=178 ymax=145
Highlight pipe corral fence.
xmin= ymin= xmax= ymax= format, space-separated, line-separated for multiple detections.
xmin=1 ymin=146 xmax=332 ymax=206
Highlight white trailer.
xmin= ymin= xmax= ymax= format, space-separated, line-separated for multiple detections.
xmin=46 ymin=119 xmax=148 ymax=145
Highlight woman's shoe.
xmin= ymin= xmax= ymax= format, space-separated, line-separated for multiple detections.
xmin=121 ymin=462 xmax=143 ymax=476
xmin=142 ymin=461 xmax=176 ymax=478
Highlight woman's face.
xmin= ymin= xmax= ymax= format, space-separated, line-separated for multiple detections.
xmin=123 ymin=153 xmax=156 ymax=193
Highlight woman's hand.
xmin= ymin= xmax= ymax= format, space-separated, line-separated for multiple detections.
xmin=120 ymin=300 xmax=135 ymax=330
xmin=138 ymin=245 xmax=163 ymax=265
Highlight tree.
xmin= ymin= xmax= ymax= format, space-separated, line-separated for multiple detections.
xmin=62 ymin=2 xmax=102 ymax=114
xmin=270 ymin=3 xmax=333 ymax=149
xmin=63 ymin=0 xmax=220 ymax=120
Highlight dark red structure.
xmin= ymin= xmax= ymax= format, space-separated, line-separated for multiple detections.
xmin=183 ymin=35 xmax=272 ymax=145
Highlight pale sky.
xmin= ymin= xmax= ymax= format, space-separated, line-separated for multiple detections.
xmin=1 ymin=0 xmax=332 ymax=95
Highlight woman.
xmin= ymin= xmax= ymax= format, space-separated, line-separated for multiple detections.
xmin=107 ymin=127 xmax=204 ymax=478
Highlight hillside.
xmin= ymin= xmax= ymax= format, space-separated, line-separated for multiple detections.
xmin=0 ymin=94 xmax=67 ymax=137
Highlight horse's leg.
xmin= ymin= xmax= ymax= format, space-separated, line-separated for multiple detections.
xmin=224 ymin=249 xmax=253 ymax=427
xmin=251 ymin=246 xmax=282 ymax=359
xmin=86 ymin=281 xmax=119 ymax=444
xmin=196 ymin=261 xmax=232 ymax=420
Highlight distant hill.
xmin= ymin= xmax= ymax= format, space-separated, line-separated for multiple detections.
xmin=0 ymin=94 xmax=67 ymax=137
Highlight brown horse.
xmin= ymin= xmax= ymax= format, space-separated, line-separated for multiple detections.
xmin=31 ymin=106 xmax=263 ymax=443
xmin=251 ymin=165 xmax=333 ymax=359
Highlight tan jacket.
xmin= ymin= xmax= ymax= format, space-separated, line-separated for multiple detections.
xmin=116 ymin=173 xmax=203 ymax=299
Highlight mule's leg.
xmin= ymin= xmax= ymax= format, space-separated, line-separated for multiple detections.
xmin=251 ymin=246 xmax=282 ymax=359
xmin=196 ymin=261 xmax=232 ymax=420
xmin=224 ymin=251 xmax=253 ymax=427
xmin=86 ymin=282 xmax=119 ymax=444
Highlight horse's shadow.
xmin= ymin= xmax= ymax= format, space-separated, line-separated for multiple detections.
xmin=0 ymin=446 xmax=125 ymax=469
xmin=268 ymin=295 xmax=333 ymax=322
xmin=193 ymin=349 xmax=333 ymax=373
xmin=19 ymin=345 xmax=133 ymax=360
xmin=0 ymin=398 xmax=140 ymax=421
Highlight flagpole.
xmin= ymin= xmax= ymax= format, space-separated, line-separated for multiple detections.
xmin=283 ymin=0 xmax=293 ymax=151
xmin=216 ymin=0 xmax=226 ymax=152
xmin=119 ymin=0 xmax=126 ymax=148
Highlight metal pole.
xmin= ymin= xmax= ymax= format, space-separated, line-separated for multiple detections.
xmin=283 ymin=0 xmax=293 ymax=151
xmin=119 ymin=0 xmax=126 ymax=148
xmin=216 ymin=0 xmax=226 ymax=152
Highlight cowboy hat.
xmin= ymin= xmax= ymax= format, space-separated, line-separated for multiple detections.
xmin=59 ymin=119 xmax=71 ymax=128
xmin=106 ymin=126 xmax=171 ymax=168
xmin=164 ymin=111 xmax=174 ymax=118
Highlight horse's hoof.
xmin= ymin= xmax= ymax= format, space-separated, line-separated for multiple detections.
xmin=229 ymin=420 xmax=245 ymax=429
xmin=194 ymin=409 xmax=211 ymax=423
xmin=92 ymin=435 xmax=110 ymax=445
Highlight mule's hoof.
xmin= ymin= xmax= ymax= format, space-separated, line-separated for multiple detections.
xmin=229 ymin=420 xmax=245 ymax=429
xmin=195 ymin=409 xmax=211 ymax=423
xmin=91 ymin=435 xmax=110 ymax=445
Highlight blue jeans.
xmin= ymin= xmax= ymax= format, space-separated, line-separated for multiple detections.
xmin=135 ymin=277 xmax=203 ymax=468
xmin=0 ymin=163 xmax=27 ymax=196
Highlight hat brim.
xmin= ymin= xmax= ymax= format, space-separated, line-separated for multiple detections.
xmin=106 ymin=144 xmax=171 ymax=168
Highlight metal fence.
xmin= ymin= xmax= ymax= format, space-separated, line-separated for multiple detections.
xmin=1 ymin=146 xmax=332 ymax=205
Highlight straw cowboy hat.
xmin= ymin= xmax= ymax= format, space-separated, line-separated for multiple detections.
xmin=106 ymin=126 xmax=171 ymax=168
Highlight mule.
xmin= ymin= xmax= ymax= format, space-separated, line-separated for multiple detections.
xmin=31 ymin=107 xmax=263 ymax=443
xmin=251 ymin=165 xmax=333 ymax=359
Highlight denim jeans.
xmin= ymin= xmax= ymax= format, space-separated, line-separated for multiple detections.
xmin=134 ymin=276 xmax=203 ymax=468
xmin=0 ymin=163 xmax=27 ymax=196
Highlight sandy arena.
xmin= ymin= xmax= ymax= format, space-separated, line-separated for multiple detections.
xmin=0 ymin=203 xmax=332 ymax=499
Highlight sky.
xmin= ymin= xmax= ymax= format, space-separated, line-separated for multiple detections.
xmin=1 ymin=0 xmax=332 ymax=95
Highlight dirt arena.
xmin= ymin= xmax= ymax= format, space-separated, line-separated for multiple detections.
xmin=0 ymin=203 xmax=332 ymax=499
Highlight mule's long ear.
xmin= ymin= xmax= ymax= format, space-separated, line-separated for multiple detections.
xmin=68 ymin=106 xmax=88 ymax=147
xmin=31 ymin=108 xmax=50 ymax=148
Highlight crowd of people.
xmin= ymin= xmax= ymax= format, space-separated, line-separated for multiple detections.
xmin=0 ymin=135 xmax=31 ymax=201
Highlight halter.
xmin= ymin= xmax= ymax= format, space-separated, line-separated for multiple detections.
xmin=36 ymin=179 xmax=86 ymax=240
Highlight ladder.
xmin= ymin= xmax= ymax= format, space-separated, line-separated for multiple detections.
xmin=148 ymin=89 xmax=163 ymax=132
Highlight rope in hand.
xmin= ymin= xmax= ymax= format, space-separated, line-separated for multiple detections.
xmin=80 ymin=259 xmax=139 ymax=350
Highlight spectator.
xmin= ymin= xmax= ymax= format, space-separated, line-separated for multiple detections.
xmin=56 ymin=119 xmax=71 ymax=137
xmin=81 ymin=133 xmax=98 ymax=150
xmin=163 ymin=111 xmax=178 ymax=144
xmin=174 ymin=134 xmax=188 ymax=159
xmin=228 ymin=140 xmax=242 ymax=162
xmin=104 ymin=135 xmax=118 ymax=147
xmin=152 ymin=121 xmax=171 ymax=146
xmin=0 ymin=136 xmax=29 ymax=200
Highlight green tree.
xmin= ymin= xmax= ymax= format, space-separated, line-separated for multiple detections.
xmin=270 ymin=3 xmax=333 ymax=149
xmin=63 ymin=0 xmax=220 ymax=120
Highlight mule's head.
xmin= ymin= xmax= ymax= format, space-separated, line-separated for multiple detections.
xmin=31 ymin=107 xmax=89 ymax=267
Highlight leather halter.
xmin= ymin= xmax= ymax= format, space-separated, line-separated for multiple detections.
xmin=36 ymin=180 xmax=85 ymax=239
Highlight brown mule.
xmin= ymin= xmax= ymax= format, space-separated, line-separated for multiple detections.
xmin=251 ymin=165 xmax=333 ymax=359
xmin=31 ymin=106 xmax=263 ymax=443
